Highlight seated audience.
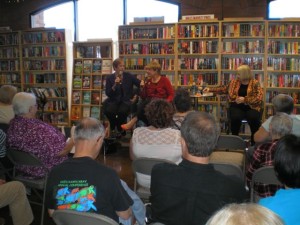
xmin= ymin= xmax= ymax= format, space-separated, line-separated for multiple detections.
xmin=150 ymin=111 xmax=247 ymax=225
xmin=7 ymin=92 xmax=67 ymax=178
xmin=246 ymin=113 xmax=292 ymax=198
xmin=254 ymin=94 xmax=300 ymax=143
xmin=0 ymin=85 xmax=17 ymax=125
xmin=259 ymin=134 xmax=300 ymax=225
xmin=0 ymin=129 xmax=5 ymax=158
xmin=172 ymin=88 xmax=193 ymax=130
xmin=45 ymin=117 xmax=145 ymax=225
xmin=130 ymin=99 xmax=181 ymax=187
xmin=0 ymin=180 xmax=33 ymax=225
xmin=205 ymin=203 xmax=284 ymax=225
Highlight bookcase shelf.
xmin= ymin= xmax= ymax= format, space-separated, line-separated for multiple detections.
xmin=70 ymin=41 xmax=113 ymax=125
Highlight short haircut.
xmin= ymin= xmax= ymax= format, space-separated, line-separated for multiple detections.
xmin=237 ymin=65 xmax=253 ymax=81
xmin=112 ymin=58 xmax=123 ymax=70
xmin=274 ymin=134 xmax=300 ymax=188
xmin=145 ymin=99 xmax=174 ymax=128
xmin=181 ymin=111 xmax=220 ymax=157
xmin=12 ymin=92 xmax=36 ymax=116
xmin=270 ymin=113 xmax=292 ymax=138
xmin=74 ymin=117 xmax=105 ymax=141
xmin=0 ymin=85 xmax=17 ymax=104
xmin=173 ymin=88 xmax=192 ymax=113
xmin=272 ymin=94 xmax=294 ymax=114
xmin=206 ymin=203 xmax=284 ymax=225
xmin=145 ymin=60 xmax=161 ymax=74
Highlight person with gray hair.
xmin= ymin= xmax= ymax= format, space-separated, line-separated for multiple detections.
xmin=205 ymin=203 xmax=284 ymax=225
xmin=254 ymin=93 xmax=300 ymax=143
xmin=246 ymin=113 xmax=293 ymax=198
xmin=0 ymin=84 xmax=17 ymax=124
xmin=45 ymin=117 xmax=138 ymax=224
xmin=150 ymin=111 xmax=247 ymax=225
xmin=7 ymin=92 xmax=68 ymax=179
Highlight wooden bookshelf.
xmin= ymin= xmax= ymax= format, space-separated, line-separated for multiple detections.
xmin=70 ymin=41 xmax=113 ymax=125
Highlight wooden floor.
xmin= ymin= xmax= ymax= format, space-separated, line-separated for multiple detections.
xmin=0 ymin=136 xmax=134 ymax=225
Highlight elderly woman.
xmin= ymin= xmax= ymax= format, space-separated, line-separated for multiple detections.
xmin=6 ymin=92 xmax=67 ymax=178
xmin=204 ymin=65 xmax=263 ymax=144
xmin=130 ymin=99 xmax=181 ymax=187
xmin=0 ymin=85 xmax=18 ymax=124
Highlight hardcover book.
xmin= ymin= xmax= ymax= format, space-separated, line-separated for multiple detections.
xmin=82 ymin=106 xmax=90 ymax=118
xmin=71 ymin=106 xmax=81 ymax=120
xmin=82 ymin=91 xmax=91 ymax=105
xmin=92 ymin=59 xmax=102 ymax=74
xmin=91 ymin=91 xmax=100 ymax=105
xmin=83 ymin=59 xmax=92 ymax=74
xmin=74 ymin=60 xmax=83 ymax=74
xmin=92 ymin=75 xmax=102 ymax=89
xmin=72 ymin=91 xmax=81 ymax=104
xmin=90 ymin=106 xmax=100 ymax=119
xmin=73 ymin=75 xmax=82 ymax=89
xmin=102 ymin=59 xmax=112 ymax=74
xmin=82 ymin=75 xmax=91 ymax=89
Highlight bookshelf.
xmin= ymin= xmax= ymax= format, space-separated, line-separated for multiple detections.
xmin=21 ymin=28 xmax=72 ymax=126
xmin=0 ymin=31 xmax=22 ymax=91
xmin=70 ymin=40 xmax=113 ymax=125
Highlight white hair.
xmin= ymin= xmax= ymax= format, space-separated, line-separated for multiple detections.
xmin=12 ymin=92 xmax=36 ymax=116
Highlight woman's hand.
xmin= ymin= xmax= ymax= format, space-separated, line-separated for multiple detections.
xmin=203 ymin=87 xmax=210 ymax=92
xmin=235 ymin=96 xmax=245 ymax=104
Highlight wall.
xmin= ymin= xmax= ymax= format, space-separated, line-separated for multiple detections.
xmin=0 ymin=0 xmax=267 ymax=30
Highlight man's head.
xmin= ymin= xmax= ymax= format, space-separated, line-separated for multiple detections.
xmin=275 ymin=134 xmax=300 ymax=188
xmin=180 ymin=111 xmax=220 ymax=158
xmin=272 ymin=94 xmax=294 ymax=114
xmin=74 ymin=117 xmax=105 ymax=158
xmin=269 ymin=113 xmax=292 ymax=139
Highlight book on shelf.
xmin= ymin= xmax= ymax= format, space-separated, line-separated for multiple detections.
xmin=92 ymin=59 xmax=102 ymax=74
xmin=82 ymin=106 xmax=90 ymax=118
xmin=83 ymin=59 xmax=92 ymax=74
xmin=90 ymin=106 xmax=100 ymax=119
xmin=102 ymin=59 xmax=112 ymax=74
xmin=72 ymin=91 xmax=81 ymax=104
xmin=74 ymin=60 xmax=83 ymax=74
xmin=92 ymin=75 xmax=102 ymax=89
xmin=82 ymin=91 xmax=91 ymax=104
xmin=91 ymin=91 xmax=100 ymax=105
xmin=82 ymin=75 xmax=91 ymax=89
xmin=71 ymin=106 xmax=81 ymax=120
xmin=73 ymin=75 xmax=82 ymax=89
xmin=85 ymin=46 xmax=94 ymax=58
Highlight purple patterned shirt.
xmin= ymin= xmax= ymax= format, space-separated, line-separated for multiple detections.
xmin=7 ymin=116 xmax=67 ymax=178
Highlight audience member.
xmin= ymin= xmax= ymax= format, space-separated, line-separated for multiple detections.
xmin=246 ymin=113 xmax=292 ymax=198
xmin=150 ymin=111 xmax=247 ymax=225
xmin=259 ymin=134 xmax=300 ymax=225
xmin=7 ymin=92 xmax=67 ymax=178
xmin=205 ymin=203 xmax=284 ymax=225
xmin=45 ymin=117 xmax=145 ymax=225
xmin=0 ymin=129 xmax=5 ymax=158
xmin=204 ymin=65 xmax=263 ymax=145
xmin=103 ymin=58 xmax=142 ymax=138
xmin=254 ymin=94 xmax=300 ymax=143
xmin=0 ymin=180 xmax=33 ymax=225
xmin=121 ymin=60 xmax=174 ymax=130
xmin=172 ymin=88 xmax=193 ymax=130
xmin=130 ymin=99 xmax=181 ymax=187
xmin=0 ymin=85 xmax=17 ymax=125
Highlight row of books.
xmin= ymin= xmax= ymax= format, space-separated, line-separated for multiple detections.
xmin=23 ymin=59 xmax=65 ymax=71
xmin=178 ymin=24 xmax=219 ymax=38
xmin=178 ymin=40 xmax=218 ymax=54
xmin=268 ymin=24 xmax=300 ymax=37
xmin=73 ymin=75 xmax=102 ymax=89
xmin=222 ymin=23 xmax=265 ymax=37
xmin=71 ymin=106 xmax=101 ymax=120
xmin=267 ymin=74 xmax=300 ymax=88
xmin=179 ymin=58 xmax=218 ymax=70
xmin=222 ymin=40 xmax=264 ymax=54
xmin=119 ymin=26 xmax=175 ymax=40
xmin=124 ymin=58 xmax=175 ymax=70
xmin=22 ymin=31 xmax=65 ymax=44
xmin=72 ymin=90 xmax=101 ymax=105
xmin=0 ymin=60 xmax=19 ymax=71
xmin=0 ymin=33 xmax=19 ymax=45
xmin=27 ymin=87 xmax=67 ymax=98
xmin=267 ymin=57 xmax=300 ymax=71
xmin=22 ymin=46 xmax=65 ymax=58
xmin=39 ymin=112 xmax=67 ymax=125
xmin=267 ymin=41 xmax=300 ymax=55
xmin=265 ymin=105 xmax=300 ymax=118
xmin=220 ymin=73 xmax=264 ymax=87
xmin=43 ymin=100 xmax=68 ymax=111
xmin=221 ymin=57 xmax=264 ymax=70
xmin=179 ymin=73 xmax=218 ymax=86
xmin=75 ymin=45 xmax=112 ymax=59
xmin=24 ymin=72 xmax=67 ymax=84
xmin=0 ymin=47 xmax=19 ymax=58
xmin=74 ymin=59 xmax=102 ymax=74
xmin=193 ymin=104 xmax=217 ymax=116
xmin=265 ymin=91 xmax=300 ymax=104
xmin=0 ymin=73 xmax=21 ymax=84
xmin=119 ymin=42 xmax=174 ymax=55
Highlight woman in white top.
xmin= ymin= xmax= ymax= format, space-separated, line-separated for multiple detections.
xmin=130 ymin=99 xmax=182 ymax=187
xmin=0 ymin=85 xmax=17 ymax=124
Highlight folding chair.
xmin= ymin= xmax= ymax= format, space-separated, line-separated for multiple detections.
xmin=211 ymin=162 xmax=244 ymax=181
xmin=132 ymin=157 xmax=176 ymax=201
xmin=250 ymin=166 xmax=282 ymax=202
xmin=6 ymin=148 xmax=48 ymax=225
xmin=52 ymin=209 xmax=119 ymax=225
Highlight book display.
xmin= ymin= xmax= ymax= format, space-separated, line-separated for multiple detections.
xmin=70 ymin=41 xmax=113 ymax=125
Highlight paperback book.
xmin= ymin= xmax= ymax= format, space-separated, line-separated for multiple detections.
xmin=82 ymin=76 xmax=91 ymax=89
xmin=82 ymin=91 xmax=91 ymax=105
xmin=91 ymin=91 xmax=100 ymax=105
xmin=73 ymin=75 xmax=82 ymax=89
xmin=90 ymin=106 xmax=100 ymax=119
xmin=72 ymin=91 xmax=81 ymax=104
